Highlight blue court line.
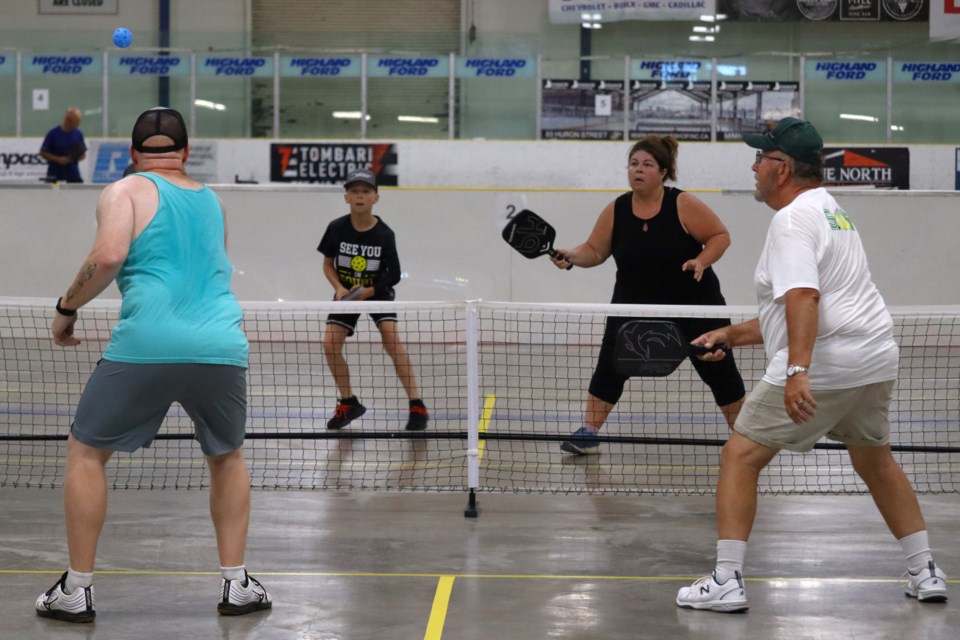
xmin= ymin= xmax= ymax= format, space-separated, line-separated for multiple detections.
xmin=0 ymin=406 xmax=724 ymax=423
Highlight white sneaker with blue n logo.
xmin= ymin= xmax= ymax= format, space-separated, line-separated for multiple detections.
xmin=904 ymin=561 xmax=948 ymax=603
xmin=676 ymin=571 xmax=748 ymax=613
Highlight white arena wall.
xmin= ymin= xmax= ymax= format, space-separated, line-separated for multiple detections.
xmin=1 ymin=138 xmax=958 ymax=191
xmin=1 ymin=184 xmax=958 ymax=306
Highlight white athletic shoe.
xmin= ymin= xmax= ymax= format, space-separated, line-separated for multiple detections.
xmin=904 ymin=561 xmax=948 ymax=603
xmin=218 ymin=571 xmax=272 ymax=616
xmin=35 ymin=572 xmax=96 ymax=623
xmin=676 ymin=571 xmax=748 ymax=613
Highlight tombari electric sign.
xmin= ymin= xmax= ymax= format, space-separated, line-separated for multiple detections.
xmin=270 ymin=143 xmax=398 ymax=185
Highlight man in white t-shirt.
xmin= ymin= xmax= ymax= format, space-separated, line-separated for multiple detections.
xmin=675 ymin=117 xmax=947 ymax=613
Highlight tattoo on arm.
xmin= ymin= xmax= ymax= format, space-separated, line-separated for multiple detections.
xmin=64 ymin=262 xmax=98 ymax=303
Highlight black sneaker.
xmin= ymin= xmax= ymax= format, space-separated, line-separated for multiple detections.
xmin=406 ymin=403 xmax=429 ymax=431
xmin=327 ymin=397 xmax=366 ymax=429
xmin=35 ymin=572 xmax=96 ymax=623
xmin=218 ymin=571 xmax=272 ymax=616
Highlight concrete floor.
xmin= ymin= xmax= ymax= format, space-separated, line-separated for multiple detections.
xmin=1 ymin=488 xmax=957 ymax=639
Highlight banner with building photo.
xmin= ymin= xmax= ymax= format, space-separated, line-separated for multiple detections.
xmin=715 ymin=81 xmax=800 ymax=140
xmin=541 ymin=80 xmax=625 ymax=140
xmin=718 ymin=0 xmax=928 ymax=21
xmin=822 ymin=147 xmax=910 ymax=189
xmin=629 ymin=80 xmax=712 ymax=141
xmin=270 ymin=143 xmax=398 ymax=185
xmin=626 ymin=79 xmax=799 ymax=141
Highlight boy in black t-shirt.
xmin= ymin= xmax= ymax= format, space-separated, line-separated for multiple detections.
xmin=317 ymin=168 xmax=428 ymax=431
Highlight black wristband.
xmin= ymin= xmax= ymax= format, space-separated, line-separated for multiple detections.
xmin=56 ymin=297 xmax=77 ymax=317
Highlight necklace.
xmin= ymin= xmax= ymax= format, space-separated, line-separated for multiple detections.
xmin=633 ymin=188 xmax=663 ymax=232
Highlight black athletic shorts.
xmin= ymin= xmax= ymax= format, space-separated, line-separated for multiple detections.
xmin=326 ymin=312 xmax=398 ymax=337
xmin=326 ymin=292 xmax=398 ymax=337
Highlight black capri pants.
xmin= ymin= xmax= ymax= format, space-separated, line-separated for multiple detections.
xmin=588 ymin=316 xmax=746 ymax=407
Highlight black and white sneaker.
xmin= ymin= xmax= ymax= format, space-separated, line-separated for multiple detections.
xmin=35 ymin=572 xmax=96 ymax=623
xmin=218 ymin=571 xmax=272 ymax=616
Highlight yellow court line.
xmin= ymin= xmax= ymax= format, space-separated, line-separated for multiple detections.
xmin=477 ymin=393 xmax=496 ymax=463
xmin=2 ymin=569 xmax=957 ymax=585
xmin=423 ymin=575 xmax=455 ymax=640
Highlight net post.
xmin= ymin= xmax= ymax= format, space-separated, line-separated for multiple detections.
xmin=464 ymin=300 xmax=480 ymax=517
xmin=464 ymin=488 xmax=479 ymax=518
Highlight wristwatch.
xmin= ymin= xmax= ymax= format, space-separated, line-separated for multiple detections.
xmin=786 ymin=364 xmax=809 ymax=378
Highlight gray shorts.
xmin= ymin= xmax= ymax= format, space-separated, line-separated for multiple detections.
xmin=71 ymin=360 xmax=247 ymax=456
xmin=734 ymin=379 xmax=893 ymax=452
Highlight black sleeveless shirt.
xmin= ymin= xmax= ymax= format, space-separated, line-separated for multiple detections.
xmin=609 ymin=186 xmax=726 ymax=305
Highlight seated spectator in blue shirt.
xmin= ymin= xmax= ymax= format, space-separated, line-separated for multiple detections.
xmin=39 ymin=107 xmax=87 ymax=183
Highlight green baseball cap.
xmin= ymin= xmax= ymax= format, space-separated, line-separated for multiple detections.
xmin=743 ymin=117 xmax=823 ymax=165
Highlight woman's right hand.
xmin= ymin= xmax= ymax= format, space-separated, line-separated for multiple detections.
xmin=550 ymin=250 xmax=572 ymax=270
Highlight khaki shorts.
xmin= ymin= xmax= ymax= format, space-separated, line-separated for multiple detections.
xmin=734 ymin=379 xmax=893 ymax=452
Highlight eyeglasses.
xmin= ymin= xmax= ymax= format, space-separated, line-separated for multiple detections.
xmin=755 ymin=151 xmax=787 ymax=165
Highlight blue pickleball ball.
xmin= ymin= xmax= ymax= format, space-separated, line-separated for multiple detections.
xmin=112 ymin=28 xmax=133 ymax=48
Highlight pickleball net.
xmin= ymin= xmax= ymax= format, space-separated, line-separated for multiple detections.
xmin=1 ymin=298 xmax=958 ymax=495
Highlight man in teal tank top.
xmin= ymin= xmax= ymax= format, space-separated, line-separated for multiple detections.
xmin=38 ymin=108 xmax=271 ymax=623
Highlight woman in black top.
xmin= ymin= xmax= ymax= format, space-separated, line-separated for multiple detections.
xmin=550 ymin=136 xmax=745 ymax=455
